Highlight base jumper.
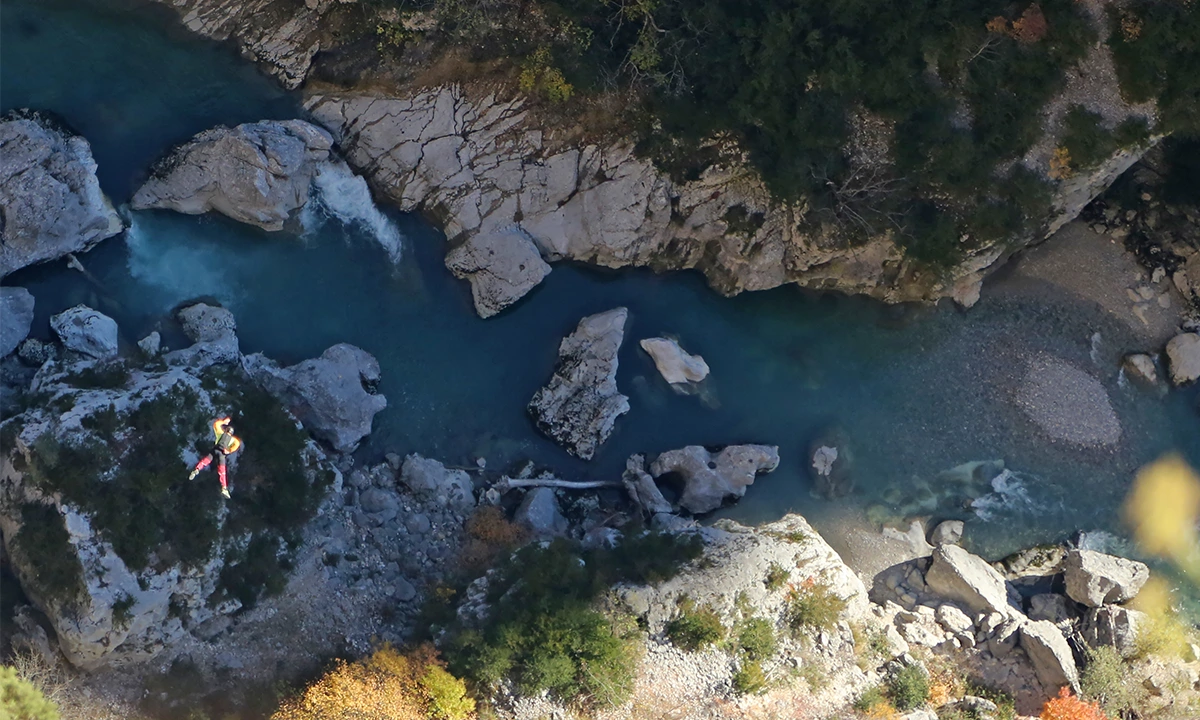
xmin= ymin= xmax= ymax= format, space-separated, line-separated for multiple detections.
xmin=190 ymin=416 xmax=242 ymax=498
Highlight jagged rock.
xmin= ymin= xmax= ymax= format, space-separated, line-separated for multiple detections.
xmin=1020 ymin=620 xmax=1080 ymax=694
xmin=638 ymin=337 xmax=710 ymax=385
xmin=936 ymin=604 xmax=975 ymax=635
xmin=11 ymin=606 xmax=58 ymax=668
xmin=514 ymin=487 xmax=568 ymax=537
xmin=0 ymin=287 xmax=35 ymax=357
xmin=1028 ymin=594 xmax=1075 ymax=624
xmin=0 ymin=110 xmax=123 ymax=277
xmin=930 ymin=520 xmax=964 ymax=547
xmin=50 ymin=305 xmax=118 ymax=360
xmin=444 ymin=228 xmax=551 ymax=318
xmin=131 ymin=120 xmax=335 ymax=231
xmin=399 ymin=454 xmax=475 ymax=509
xmin=925 ymin=545 xmax=1019 ymax=618
xmin=244 ymin=343 xmax=387 ymax=452
xmin=1080 ymin=604 xmax=1146 ymax=657
xmin=528 ymin=308 xmax=629 ymax=460
xmin=138 ymin=332 xmax=162 ymax=358
xmin=622 ymin=454 xmax=672 ymax=516
xmin=1165 ymin=333 xmax=1200 ymax=386
xmin=1062 ymin=549 xmax=1149 ymax=607
xmin=17 ymin=338 xmax=55 ymax=367
xmin=1122 ymin=353 xmax=1158 ymax=387
xmin=995 ymin=544 xmax=1066 ymax=579
xmin=987 ymin=619 xmax=1021 ymax=658
xmin=808 ymin=426 xmax=853 ymax=499
xmin=649 ymin=445 xmax=780 ymax=514
xmin=165 ymin=303 xmax=239 ymax=368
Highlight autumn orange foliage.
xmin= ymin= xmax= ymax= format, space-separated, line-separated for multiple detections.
xmin=459 ymin=505 xmax=531 ymax=572
xmin=1012 ymin=4 xmax=1049 ymax=43
xmin=1040 ymin=687 xmax=1108 ymax=720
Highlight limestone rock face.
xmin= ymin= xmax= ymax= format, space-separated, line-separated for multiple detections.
xmin=244 ymin=343 xmax=387 ymax=452
xmin=166 ymin=302 xmax=239 ymax=368
xmin=1020 ymin=620 xmax=1080 ymax=694
xmin=399 ymin=454 xmax=475 ymax=509
xmin=924 ymin=545 xmax=1019 ymax=618
xmin=0 ymin=287 xmax=35 ymax=357
xmin=444 ymin=228 xmax=551 ymax=318
xmin=1062 ymin=549 xmax=1149 ymax=607
xmin=649 ymin=444 xmax=780 ymax=514
xmin=1166 ymin=333 xmax=1200 ymax=386
xmin=528 ymin=308 xmax=629 ymax=460
xmin=638 ymin=337 xmax=710 ymax=385
xmin=514 ymin=487 xmax=568 ymax=537
xmin=1080 ymin=604 xmax=1146 ymax=657
xmin=0 ymin=110 xmax=123 ymax=277
xmin=622 ymin=454 xmax=672 ymax=516
xmin=131 ymin=120 xmax=335 ymax=231
xmin=50 ymin=305 xmax=118 ymax=360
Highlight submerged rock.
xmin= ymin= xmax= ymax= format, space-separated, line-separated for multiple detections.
xmin=131 ymin=120 xmax=336 ymax=231
xmin=638 ymin=337 xmax=710 ymax=385
xmin=528 ymin=308 xmax=629 ymax=460
xmin=929 ymin=520 xmax=964 ymax=547
xmin=1062 ymin=549 xmax=1149 ymax=607
xmin=649 ymin=444 xmax=780 ymax=514
xmin=244 ymin=343 xmax=387 ymax=452
xmin=50 ymin=305 xmax=118 ymax=360
xmin=1166 ymin=333 xmax=1200 ymax=386
xmin=808 ymin=426 xmax=854 ymax=499
xmin=444 ymin=228 xmax=551 ymax=318
xmin=0 ymin=110 xmax=123 ymax=277
xmin=0 ymin=287 xmax=35 ymax=357
xmin=1122 ymin=353 xmax=1159 ymax=387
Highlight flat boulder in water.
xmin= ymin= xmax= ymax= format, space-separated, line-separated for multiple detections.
xmin=649 ymin=444 xmax=780 ymax=514
xmin=1014 ymin=356 xmax=1120 ymax=447
xmin=444 ymin=228 xmax=551 ymax=318
xmin=0 ymin=110 xmax=123 ymax=277
xmin=639 ymin=337 xmax=710 ymax=385
xmin=528 ymin=308 xmax=630 ymax=460
xmin=131 ymin=120 xmax=335 ymax=231
xmin=1166 ymin=333 xmax=1200 ymax=386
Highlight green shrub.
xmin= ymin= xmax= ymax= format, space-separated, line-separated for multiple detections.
xmin=0 ymin=666 xmax=60 ymax=720
xmin=422 ymin=665 xmax=475 ymax=720
xmin=1109 ymin=0 xmax=1200 ymax=136
xmin=1062 ymin=105 xmax=1119 ymax=170
xmin=734 ymin=617 xmax=777 ymax=661
xmin=14 ymin=503 xmax=84 ymax=604
xmin=66 ymin=361 xmax=130 ymax=390
xmin=888 ymin=663 xmax=930 ymax=711
xmin=665 ymin=599 xmax=725 ymax=651
xmin=112 ymin=593 xmax=135 ymax=629
xmin=764 ymin=562 xmax=789 ymax=592
xmin=784 ymin=578 xmax=848 ymax=633
xmin=854 ymin=684 xmax=888 ymax=712
xmin=731 ymin=659 xmax=767 ymax=696
xmin=1080 ymin=645 xmax=1147 ymax=716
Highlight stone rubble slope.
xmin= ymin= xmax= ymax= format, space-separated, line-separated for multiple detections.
xmin=0 ymin=110 xmax=123 ymax=278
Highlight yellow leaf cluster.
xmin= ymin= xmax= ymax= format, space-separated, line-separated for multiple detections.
xmin=1049 ymin=146 xmax=1074 ymax=180
xmin=1124 ymin=455 xmax=1200 ymax=576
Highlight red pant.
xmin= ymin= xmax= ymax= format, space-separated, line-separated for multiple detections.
xmin=192 ymin=451 xmax=228 ymax=490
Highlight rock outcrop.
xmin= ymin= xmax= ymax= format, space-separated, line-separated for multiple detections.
xmin=399 ymin=454 xmax=475 ymax=509
xmin=638 ymin=337 xmax=709 ymax=385
xmin=49 ymin=305 xmax=119 ymax=360
xmin=0 ymin=110 xmax=123 ymax=277
xmin=924 ymin=545 xmax=1020 ymax=619
xmin=622 ymin=454 xmax=672 ymax=516
xmin=528 ymin=308 xmax=629 ymax=459
xmin=1166 ymin=333 xmax=1200 ymax=386
xmin=1080 ymin=605 xmax=1146 ymax=658
xmin=1062 ymin=549 xmax=1150 ymax=607
xmin=0 ymin=287 xmax=35 ymax=357
xmin=444 ymin=228 xmax=551 ymax=318
xmin=514 ymin=487 xmax=568 ymax=537
xmin=244 ymin=343 xmax=386 ymax=452
xmin=1020 ymin=620 xmax=1081 ymax=694
xmin=648 ymin=444 xmax=780 ymax=514
xmin=166 ymin=302 xmax=239 ymax=368
xmin=131 ymin=120 xmax=336 ymax=231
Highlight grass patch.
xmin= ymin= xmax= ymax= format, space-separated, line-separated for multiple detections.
xmin=852 ymin=622 xmax=892 ymax=670
xmin=14 ymin=503 xmax=84 ymax=605
xmin=665 ymin=598 xmax=725 ymax=651
xmin=764 ymin=561 xmax=790 ymax=591
xmin=888 ymin=664 xmax=930 ymax=711
xmin=784 ymin=577 xmax=848 ymax=633
xmin=734 ymin=617 xmax=777 ymax=661
xmin=731 ymin=659 xmax=767 ymax=696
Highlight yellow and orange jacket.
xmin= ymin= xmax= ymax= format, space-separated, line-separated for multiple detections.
xmin=213 ymin=418 xmax=242 ymax=454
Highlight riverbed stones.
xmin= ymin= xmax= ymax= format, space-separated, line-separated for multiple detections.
xmin=444 ymin=228 xmax=551 ymax=318
xmin=131 ymin=120 xmax=336 ymax=231
xmin=924 ymin=545 xmax=1019 ymax=618
xmin=244 ymin=343 xmax=387 ymax=452
xmin=514 ymin=487 xmax=568 ymax=537
xmin=1062 ymin=549 xmax=1149 ymax=607
xmin=399 ymin=454 xmax=474 ymax=509
xmin=1020 ymin=619 xmax=1080 ymax=693
xmin=639 ymin=337 xmax=710 ymax=385
xmin=529 ymin=308 xmax=629 ymax=460
xmin=50 ymin=305 xmax=118 ymax=360
xmin=1014 ymin=356 xmax=1121 ymax=447
xmin=1122 ymin=353 xmax=1159 ymax=387
xmin=0 ymin=287 xmax=35 ymax=357
xmin=649 ymin=445 xmax=780 ymax=514
xmin=1166 ymin=333 xmax=1200 ymax=386
xmin=0 ymin=110 xmax=123 ymax=277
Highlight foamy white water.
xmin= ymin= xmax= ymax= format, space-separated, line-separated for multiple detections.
xmin=970 ymin=469 xmax=1040 ymax=522
xmin=304 ymin=161 xmax=404 ymax=262
xmin=124 ymin=211 xmax=234 ymax=310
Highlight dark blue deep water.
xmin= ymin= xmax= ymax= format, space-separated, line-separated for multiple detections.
xmin=4 ymin=0 xmax=1199 ymax=562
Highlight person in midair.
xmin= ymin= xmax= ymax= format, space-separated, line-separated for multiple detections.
xmin=189 ymin=416 xmax=242 ymax=498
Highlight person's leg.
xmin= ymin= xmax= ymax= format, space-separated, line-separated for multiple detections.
xmin=217 ymin=452 xmax=229 ymax=496
xmin=189 ymin=453 xmax=213 ymax=479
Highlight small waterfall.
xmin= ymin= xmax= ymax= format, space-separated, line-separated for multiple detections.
xmin=304 ymin=161 xmax=404 ymax=262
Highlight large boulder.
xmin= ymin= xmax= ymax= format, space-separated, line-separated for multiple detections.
xmin=50 ymin=305 xmax=118 ymax=360
xmin=0 ymin=110 xmax=123 ymax=277
xmin=924 ymin=545 xmax=1019 ymax=618
xmin=165 ymin=302 xmax=239 ymax=368
xmin=528 ymin=308 xmax=629 ymax=460
xmin=0 ymin=287 xmax=35 ymax=357
xmin=1080 ymin=604 xmax=1147 ymax=658
xmin=1062 ymin=549 xmax=1149 ymax=607
xmin=649 ymin=444 xmax=780 ymax=514
xmin=444 ymin=228 xmax=551 ymax=318
xmin=131 ymin=120 xmax=335 ymax=232
xmin=514 ymin=487 xmax=568 ymax=537
xmin=638 ymin=337 xmax=710 ymax=385
xmin=244 ymin=343 xmax=387 ymax=452
xmin=1122 ymin=353 xmax=1159 ymax=387
xmin=1020 ymin=620 xmax=1080 ymax=694
xmin=1165 ymin=333 xmax=1200 ymax=386
xmin=399 ymin=454 xmax=475 ymax=509
xmin=622 ymin=454 xmax=672 ymax=516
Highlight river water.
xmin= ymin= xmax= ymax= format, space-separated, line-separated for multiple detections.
xmin=4 ymin=0 xmax=1198 ymax=563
